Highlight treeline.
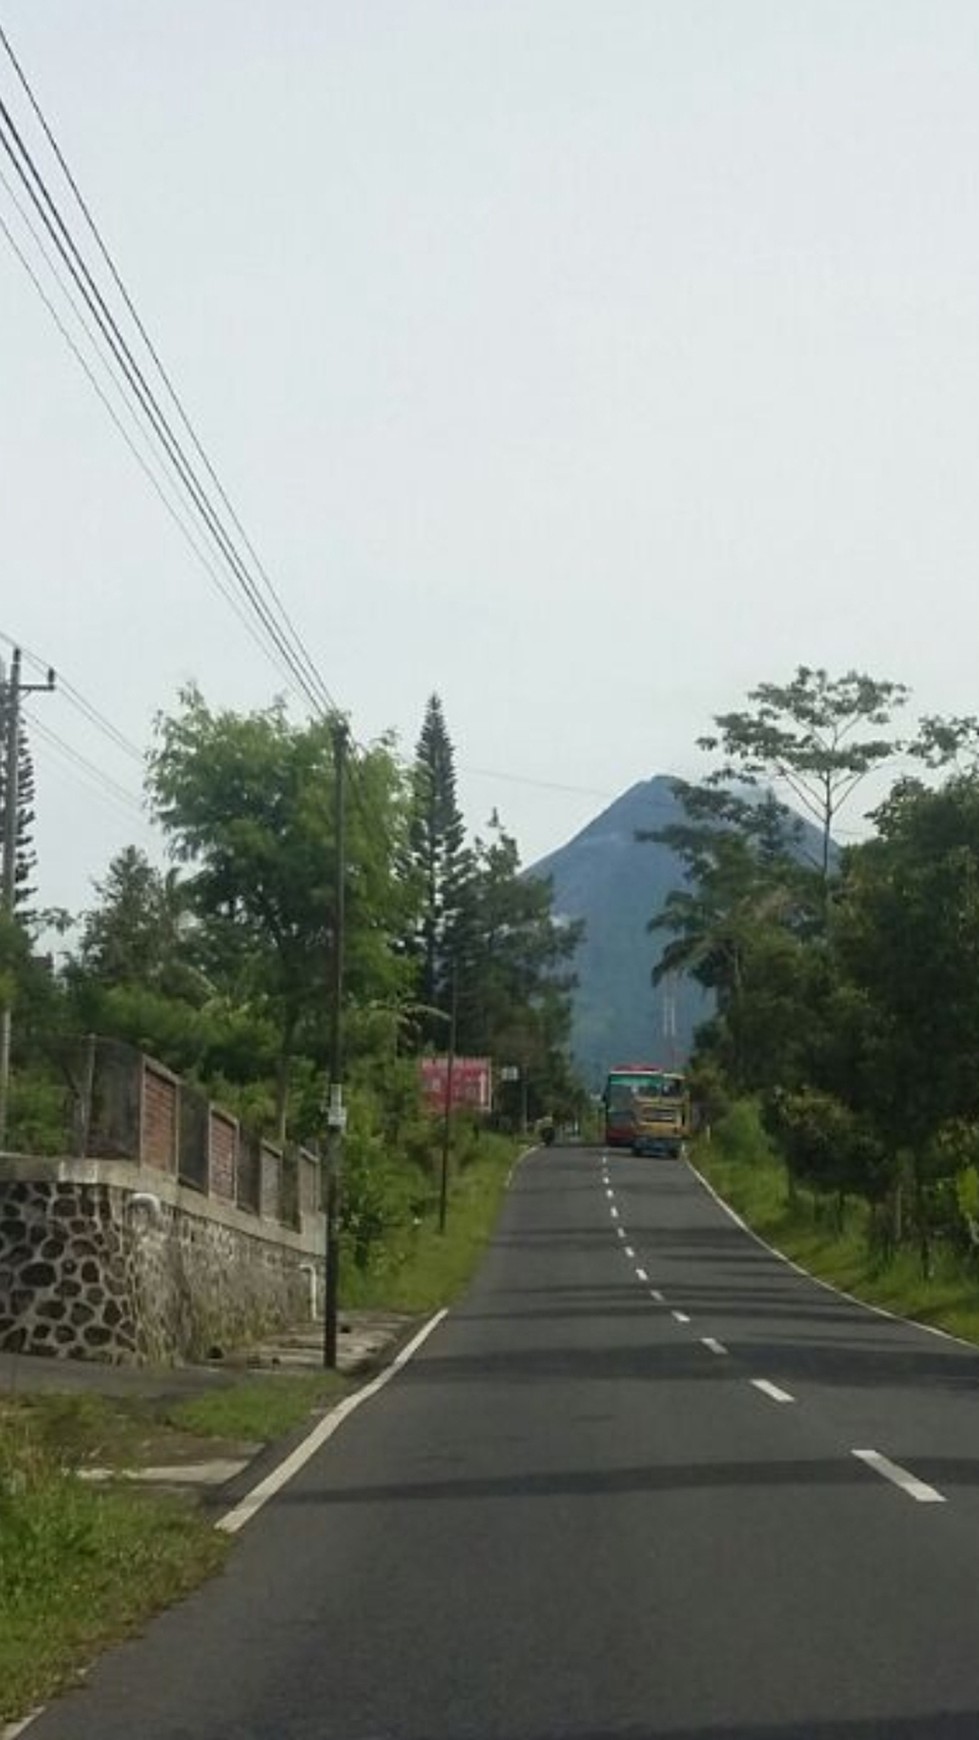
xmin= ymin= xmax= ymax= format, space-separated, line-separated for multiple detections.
xmin=2 ymin=689 xmax=583 ymax=1262
xmin=651 ymin=666 xmax=979 ymax=1276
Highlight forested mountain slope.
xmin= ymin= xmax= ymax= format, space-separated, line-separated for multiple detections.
xmin=529 ymin=777 xmax=711 ymax=1088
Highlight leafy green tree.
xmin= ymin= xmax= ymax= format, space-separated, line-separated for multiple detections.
xmin=77 ymin=847 xmax=201 ymax=997
xmin=454 ymin=815 xmax=582 ymax=1117
xmin=148 ymin=686 xmax=412 ymax=1138
xmin=698 ymin=666 xmax=909 ymax=879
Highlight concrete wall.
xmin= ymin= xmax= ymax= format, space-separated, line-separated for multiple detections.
xmin=0 ymin=1158 xmax=324 ymax=1365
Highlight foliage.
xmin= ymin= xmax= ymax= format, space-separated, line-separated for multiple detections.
xmin=697 ymin=665 xmax=909 ymax=877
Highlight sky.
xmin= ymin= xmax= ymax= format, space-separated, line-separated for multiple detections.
xmin=2 ymin=0 xmax=978 ymax=917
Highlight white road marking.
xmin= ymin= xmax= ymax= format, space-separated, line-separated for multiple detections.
xmin=616 ymin=1226 xmax=626 ymax=1239
xmin=685 ymin=1156 xmax=972 ymax=1349
xmin=216 ymin=1309 xmax=449 ymax=1535
xmin=701 ymin=1337 xmax=728 ymax=1355
xmin=750 ymin=1378 xmax=794 ymax=1404
xmin=852 ymin=1449 xmax=945 ymax=1504
xmin=671 ymin=1310 xmax=691 ymax=1324
xmin=623 ymin=1244 xmax=635 ymax=1258
xmin=635 ymin=1266 xmax=648 ymax=1281
xmin=610 ymin=1205 xmax=619 ymax=1219
xmin=649 ymin=1288 xmax=664 ymax=1302
xmin=605 ymin=1187 xmax=614 ymax=1199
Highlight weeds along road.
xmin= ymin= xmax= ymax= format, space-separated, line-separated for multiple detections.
xmin=28 ymin=1147 xmax=979 ymax=1740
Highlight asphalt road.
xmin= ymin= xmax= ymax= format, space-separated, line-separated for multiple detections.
xmin=27 ymin=1146 xmax=979 ymax=1740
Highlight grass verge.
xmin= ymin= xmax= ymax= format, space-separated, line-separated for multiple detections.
xmin=0 ymin=1407 xmax=228 ymax=1723
xmin=695 ymin=1105 xmax=979 ymax=1346
xmin=163 ymin=1370 xmax=350 ymax=1442
xmin=341 ymin=1132 xmax=525 ymax=1312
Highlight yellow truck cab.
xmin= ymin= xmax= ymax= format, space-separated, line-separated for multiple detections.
xmin=632 ymin=1073 xmax=689 ymax=1158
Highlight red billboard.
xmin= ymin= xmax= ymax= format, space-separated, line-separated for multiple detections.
xmin=419 ymin=1056 xmax=493 ymax=1114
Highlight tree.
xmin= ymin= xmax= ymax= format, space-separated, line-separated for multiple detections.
xmin=78 ymin=846 xmax=198 ymax=995
xmin=148 ymin=686 xmax=413 ymax=1139
xmin=405 ymin=695 xmax=472 ymax=1035
xmin=698 ymin=666 xmax=910 ymax=879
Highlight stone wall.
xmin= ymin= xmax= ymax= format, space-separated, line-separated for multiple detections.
xmin=0 ymin=1159 xmax=324 ymax=1365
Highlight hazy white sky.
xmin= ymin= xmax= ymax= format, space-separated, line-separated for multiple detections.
xmin=2 ymin=1 xmax=978 ymax=915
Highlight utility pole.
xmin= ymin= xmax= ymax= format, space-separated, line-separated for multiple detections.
xmin=438 ymin=962 xmax=457 ymax=1235
xmin=0 ymin=648 xmax=55 ymax=1150
xmin=323 ymin=719 xmax=347 ymax=1370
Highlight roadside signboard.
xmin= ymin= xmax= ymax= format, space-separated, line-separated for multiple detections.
xmin=419 ymin=1056 xmax=493 ymax=1114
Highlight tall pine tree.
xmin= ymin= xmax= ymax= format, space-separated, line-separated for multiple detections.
xmin=0 ymin=699 xmax=38 ymax=927
xmin=406 ymin=695 xmax=471 ymax=1036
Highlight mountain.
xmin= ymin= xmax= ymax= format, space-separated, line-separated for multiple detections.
xmin=529 ymin=776 xmax=711 ymax=1091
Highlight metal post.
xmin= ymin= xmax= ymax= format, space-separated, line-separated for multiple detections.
xmin=323 ymin=720 xmax=347 ymax=1370
xmin=438 ymin=964 xmax=457 ymax=1234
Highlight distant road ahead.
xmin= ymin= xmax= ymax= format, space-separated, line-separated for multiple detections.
xmin=30 ymin=1147 xmax=979 ymax=1740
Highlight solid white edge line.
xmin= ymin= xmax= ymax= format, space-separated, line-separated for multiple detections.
xmin=635 ymin=1267 xmax=648 ymax=1282
xmin=750 ymin=1377 xmax=795 ymax=1404
xmin=701 ymin=1337 xmax=728 ymax=1355
xmin=852 ymin=1448 xmax=945 ymax=1504
xmin=685 ymin=1156 xmax=971 ymax=1349
xmin=671 ymin=1310 xmax=691 ymax=1324
xmin=505 ymin=1142 xmax=539 ymax=1187
xmin=3 ymin=1711 xmax=45 ymax=1738
xmin=216 ymin=1309 xmax=449 ymax=1535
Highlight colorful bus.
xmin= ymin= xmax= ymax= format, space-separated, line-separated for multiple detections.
xmin=603 ymin=1063 xmax=689 ymax=1156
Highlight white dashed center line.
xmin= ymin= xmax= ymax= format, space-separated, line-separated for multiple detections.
xmin=616 ymin=1227 xmax=626 ymax=1240
xmin=750 ymin=1378 xmax=794 ymax=1404
xmin=635 ymin=1267 xmax=648 ymax=1282
xmin=623 ymin=1245 xmax=635 ymax=1259
xmin=649 ymin=1288 xmax=664 ymax=1302
xmin=852 ymin=1449 xmax=945 ymax=1504
xmin=605 ymin=1188 xmax=614 ymax=1199
xmin=701 ymin=1337 xmax=727 ymax=1355
xmin=671 ymin=1310 xmax=691 ymax=1324
xmin=610 ymin=1206 xmax=619 ymax=1220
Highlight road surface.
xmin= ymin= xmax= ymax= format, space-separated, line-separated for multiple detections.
xmin=27 ymin=1146 xmax=979 ymax=1739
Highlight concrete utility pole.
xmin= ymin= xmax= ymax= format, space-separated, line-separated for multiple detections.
xmin=0 ymin=647 xmax=55 ymax=1149
xmin=323 ymin=719 xmax=348 ymax=1370
xmin=438 ymin=963 xmax=458 ymax=1235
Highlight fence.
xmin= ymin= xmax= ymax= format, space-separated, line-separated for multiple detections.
xmin=13 ymin=1034 xmax=321 ymax=1232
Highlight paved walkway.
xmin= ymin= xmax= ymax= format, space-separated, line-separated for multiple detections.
xmin=0 ymin=1309 xmax=416 ymax=1401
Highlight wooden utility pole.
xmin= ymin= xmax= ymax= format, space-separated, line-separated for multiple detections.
xmin=323 ymin=719 xmax=347 ymax=1369
xmin=0 ymin=648 xmax=54 ymax=1150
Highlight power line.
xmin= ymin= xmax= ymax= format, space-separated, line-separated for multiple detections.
xmin=24 ymin=710 xmax=146 ymax=818
xmin=0 ymin=15 xmax=336 ymax=721
xmin=0 ymin=196 xmax=287 ymax=680
xmin=0 ymin=58 xmax=332 ymax=716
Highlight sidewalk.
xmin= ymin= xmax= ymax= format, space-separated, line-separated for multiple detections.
xmin=1 ymin=1310 xmax=419 ymax=1497
xmin=0 ymin=1308 xmax=415 ymax=1400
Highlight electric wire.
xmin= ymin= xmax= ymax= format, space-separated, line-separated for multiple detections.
xmin=0 ymin=195 xmax=285 ymax=679
xmin=0 ymin=81 xmax=329 ymax=714
xmin=0 ymin=17 xmax=335 ymax=719
xmin=24 ymin=712 xmax=145 ymax=814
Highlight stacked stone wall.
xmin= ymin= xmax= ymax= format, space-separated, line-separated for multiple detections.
xmin=0 ymin=1162 xmax=322 ymax=1365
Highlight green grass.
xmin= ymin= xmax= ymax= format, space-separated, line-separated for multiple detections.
xmin=163 ymin=1371 xmax=350 ymax=1442
xmin=695 ymin=1107 xmax=979 ymax=1346
xmin=0 ymin=1409 xmax=228 ymax=1722
xmin=341 ymin=1133 xmax=523 ymax=1312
